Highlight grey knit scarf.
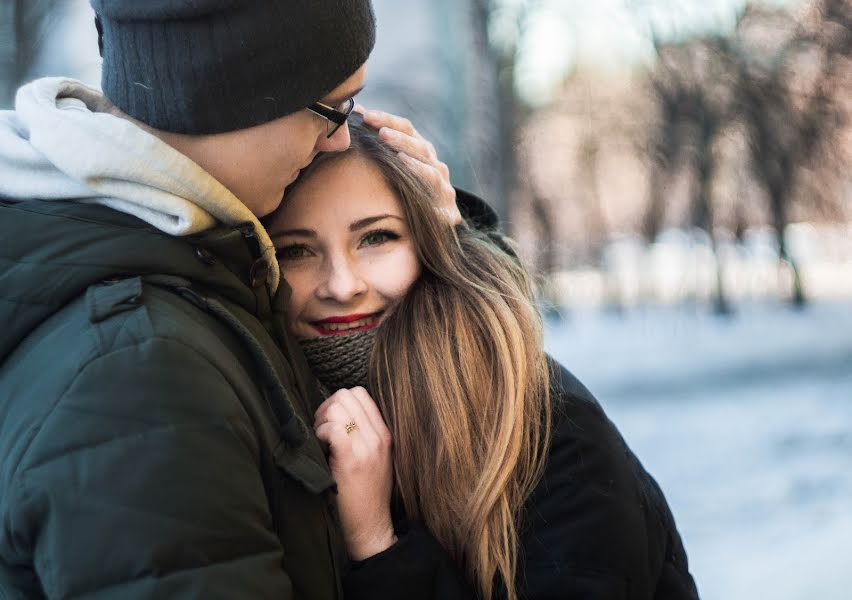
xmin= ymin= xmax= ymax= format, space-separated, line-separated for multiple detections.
xmin=298 ymin=329 xmax=378 ymax=396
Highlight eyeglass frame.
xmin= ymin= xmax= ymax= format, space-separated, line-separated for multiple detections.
xmin=306 ymin=97 xmax=355 ymax=138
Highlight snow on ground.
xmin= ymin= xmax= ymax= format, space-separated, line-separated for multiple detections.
xmin=544 ymin=301 xmax=852 ymax=600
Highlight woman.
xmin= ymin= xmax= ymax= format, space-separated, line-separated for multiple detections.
xmin=264 ymin=116 xmax=699 ymax=599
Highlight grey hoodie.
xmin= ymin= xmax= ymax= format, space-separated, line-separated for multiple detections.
xmin=0 ymin=77 xmax=280 ymax=289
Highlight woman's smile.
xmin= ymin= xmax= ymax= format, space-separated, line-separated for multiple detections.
xmin=311 ymin=311 xmax=384 ymax=335
xmin=265 ymin=153 xmax=421 ymax=341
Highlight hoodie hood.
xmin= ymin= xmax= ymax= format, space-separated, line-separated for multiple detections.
xmin=0 ymin=77 xmax=279 ymax=289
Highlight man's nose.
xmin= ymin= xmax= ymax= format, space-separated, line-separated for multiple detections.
xmin=318 ymin=254 xmax=367 ymax=303
xmin=315 ymin=122 xmax=351 ymax=153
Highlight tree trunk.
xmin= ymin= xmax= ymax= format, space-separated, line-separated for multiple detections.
xmin=777 ymin=220 xmax=807 ymax=308
xmin=693 ymin=112 xmax=732 ymax=316
xmin=769 ymin=179 xmax=807 ymax=308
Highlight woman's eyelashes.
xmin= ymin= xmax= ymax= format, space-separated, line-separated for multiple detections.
xmin=359 ymin=229 xmax=401 ymax=248
xmin=275 ymin=229 xmax=402 ymax=262
xmin=276 ymin=243 xmax=313 ymax=260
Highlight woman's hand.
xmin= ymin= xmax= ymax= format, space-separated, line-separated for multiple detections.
xmin=357 ymin=105 xmax=463 ymax=225
xmin=314 ymin=386 xmax=397 ymax=560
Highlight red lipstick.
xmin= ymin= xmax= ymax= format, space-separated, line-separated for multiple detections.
xmin=311 ymin=312 xmax=383 ymax=335
xmin=314 ymin=313 xmax=375 ymax=324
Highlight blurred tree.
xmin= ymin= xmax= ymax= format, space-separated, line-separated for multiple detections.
xmin=646 ymin=36 xmax=736 ymax=314
xmin=645 ymin=0 xmax=851 ymax=310
xmin=481 ymin=0 xmax=561 ymax=283
xmin=0 ymin=0 xmax=62 ymax=107
xmin=731 ymin=0 xmax=851 ymax=307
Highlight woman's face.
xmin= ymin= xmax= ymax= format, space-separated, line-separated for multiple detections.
xmin=267 ymin=154 xmax=421 ymax=339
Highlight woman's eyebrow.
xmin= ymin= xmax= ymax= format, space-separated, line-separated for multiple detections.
xmin=349 ymin=214 xmax=403 ymax=231
xmin=270 ymin=215 xmax=403 ymax=238
xmin=270 ymin=228 xmax=316 ymax=239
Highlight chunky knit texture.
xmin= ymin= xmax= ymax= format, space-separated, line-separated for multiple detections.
xmin=91 ymin=0 xmax=376 ymax=134
xmin=298 ymin=329 xmax=377 ymax=396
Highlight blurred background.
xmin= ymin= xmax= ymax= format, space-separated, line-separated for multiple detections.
xmin=3 ymin=0 xmax=850 ymax=597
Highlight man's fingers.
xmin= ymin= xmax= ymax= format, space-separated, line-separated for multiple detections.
xmin=359 ymin=111 xmax=461 ymax=226
xmin=378 ymin=127 xmax=438 ymax=163
xmin=397 ymin=152 xmax=455 ymax=192
xmin=362 ymin=109 xmax=419 ymax=138
xmin=397 ymin=153 xmax=460 ymax=222
xmin=397 ymin=151 xmax=441 ymax=185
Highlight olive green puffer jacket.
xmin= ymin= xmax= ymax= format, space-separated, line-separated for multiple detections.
xmin=0 ymin=199 xmax=347 ymax=599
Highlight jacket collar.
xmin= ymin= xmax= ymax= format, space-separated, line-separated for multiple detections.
xmin=0 ymin=199 xmax=275 ymax=364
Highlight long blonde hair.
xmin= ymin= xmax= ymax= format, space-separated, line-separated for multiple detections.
xmin=290 ymin=120 xmax=551 ymax=599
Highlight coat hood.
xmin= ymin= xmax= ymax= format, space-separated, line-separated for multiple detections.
xmin=0 ymin=77 xmax=279 ymax=288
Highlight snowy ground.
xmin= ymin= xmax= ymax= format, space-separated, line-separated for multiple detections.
xmin=544 ymin=301 xmax=852 ymax=600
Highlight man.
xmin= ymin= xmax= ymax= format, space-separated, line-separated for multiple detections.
xmin=0 ymin=1 xmax=385 ymax=597
xmin=0 ymin=2 xmax=701 ymax=598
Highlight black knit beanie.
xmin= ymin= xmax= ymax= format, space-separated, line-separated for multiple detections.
xmin=91 ymin=0 xmax=376 ymax=134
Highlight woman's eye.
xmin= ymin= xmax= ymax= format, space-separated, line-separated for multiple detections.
xmin=275 ymin=244 xmax=312 ymax=260
xmin=360 ymin=230 xmax=400 ymax=248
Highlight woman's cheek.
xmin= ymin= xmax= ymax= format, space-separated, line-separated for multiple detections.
xmin=375 ymin=248 xmax=420 ymax=301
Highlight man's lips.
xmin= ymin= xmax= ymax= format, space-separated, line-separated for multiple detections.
xmin=311 ymin=312 xmax=383 ymax=334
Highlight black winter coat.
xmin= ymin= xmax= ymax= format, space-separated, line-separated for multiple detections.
xmin=343 ymin=359 xmax=700 ymax=599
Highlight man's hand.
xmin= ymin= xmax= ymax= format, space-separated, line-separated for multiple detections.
xmin=357 ymin=106 xmax=463 ymax=225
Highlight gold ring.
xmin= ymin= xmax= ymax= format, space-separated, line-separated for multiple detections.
xmin=344 ymin=421 xmax=358 ymax=434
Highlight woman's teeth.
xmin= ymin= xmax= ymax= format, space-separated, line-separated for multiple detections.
xmin=319 ymin=316 xmax=377 ymax=331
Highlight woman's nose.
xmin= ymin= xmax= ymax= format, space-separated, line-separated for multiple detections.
xmin=318 ymin=255 xmax=367 ymax=303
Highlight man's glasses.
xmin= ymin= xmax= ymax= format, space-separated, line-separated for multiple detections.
xmin=306 ymin=97 xmax=355 ymax=138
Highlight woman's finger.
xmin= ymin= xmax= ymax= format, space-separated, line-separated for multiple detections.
xmin=314 ymin=392 xmax=337 ymax=421
xmin=349 ymin=386 xmax=391 ymax=440
xmin=316 ymin=394 xmax=354 ymax=431
xmin=315 ymin=388 xmax=354 ymax=425
xmin=314 ymin=421 xmax=353 ymax=457
xmin=334 ymin=388 xmax=379 ymax=441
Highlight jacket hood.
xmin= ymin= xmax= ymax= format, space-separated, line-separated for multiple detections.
xmin=0 ymin=199 xmax=279 ymax=366
xmin=0 ymin=77 xmax=279 ymax=288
